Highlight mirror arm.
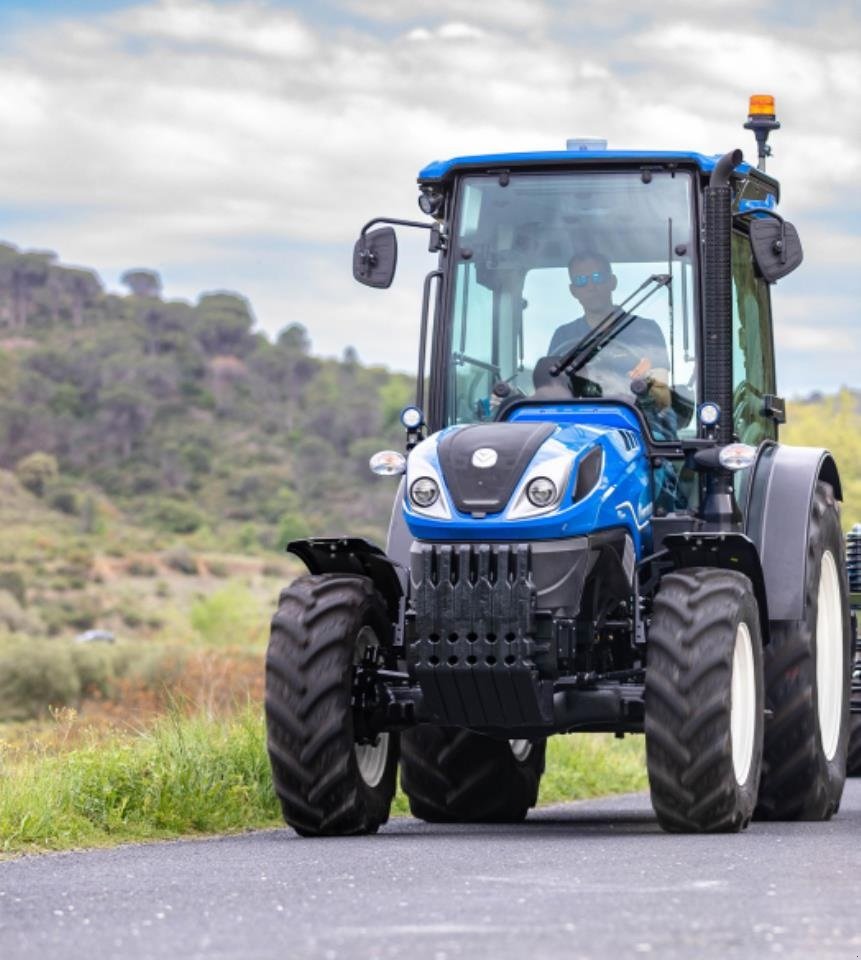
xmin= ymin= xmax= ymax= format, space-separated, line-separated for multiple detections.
xmin=360 ymin=216 xmax=436 ymax=236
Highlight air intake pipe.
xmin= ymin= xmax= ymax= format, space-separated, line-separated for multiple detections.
xmin=703 ymin=148 xmax=742 ymax=445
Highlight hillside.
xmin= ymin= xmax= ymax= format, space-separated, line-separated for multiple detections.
xmin=0 ymin=240 xmax=413 ymax=552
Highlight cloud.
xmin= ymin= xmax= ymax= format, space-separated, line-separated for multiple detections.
xmin=0 ymin=0 xmax=858 ymax=392
xmin=340 ymin=0 xmax=550 ymax=33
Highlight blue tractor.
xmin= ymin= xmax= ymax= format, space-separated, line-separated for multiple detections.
xmin=265 ymin=97 xmax=853 ymax=835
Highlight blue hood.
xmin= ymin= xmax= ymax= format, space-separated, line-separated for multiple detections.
xmin=403 ymin=403 xmax=654 ymax=557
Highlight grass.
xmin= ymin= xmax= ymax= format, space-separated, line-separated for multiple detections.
xmin=0 ymin=708 xmax=647 ymax=856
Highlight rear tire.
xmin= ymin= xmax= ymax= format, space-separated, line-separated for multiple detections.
xmin=400 ymin=726 xmax=545 ymax=823
xmin=755 ymin=482 xmax=851 ymax=820
xmin=265 ymin=574 xmax=398 ymax=837
xmin=847 ymin=716 xmax=861 ymax=777
xmin=645 ymin=568 xmax=764 ymax=833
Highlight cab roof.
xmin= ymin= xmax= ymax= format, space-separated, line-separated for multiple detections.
xmin=418 ymin=150 xmax=780 ymax=197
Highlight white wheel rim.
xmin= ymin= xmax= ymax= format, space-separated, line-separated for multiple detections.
xmin=355 ymin=733 xmax=390 ymax=788
xmin=509 ymin=739 xmax=533 ymax=762
xmin=731 ymin=621 xmax=756 ymax=786
xmin=817 ymin=550 xmax=844 ymax=761
xmin=353 ymin=625 xmax=389 ymax=788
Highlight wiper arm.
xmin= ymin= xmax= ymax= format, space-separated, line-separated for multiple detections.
xmin=550 ymin=274 xmax=672 ymax=378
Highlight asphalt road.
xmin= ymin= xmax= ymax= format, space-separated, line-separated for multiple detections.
xmin=2 ymin=781 xmax=861 ymax=960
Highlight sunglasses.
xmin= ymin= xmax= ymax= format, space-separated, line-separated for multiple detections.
xmin=571 ymin=271 xmax=609 ymax=288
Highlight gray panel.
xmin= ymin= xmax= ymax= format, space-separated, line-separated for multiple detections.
xmin=385 ymin=479 xmax=410 ymax=591
xmin=747 ymin=445 xmax=839 ymax=621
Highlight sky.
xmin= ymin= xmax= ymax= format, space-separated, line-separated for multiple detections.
xmin=0 ymin=0 xmax=859 ymax=395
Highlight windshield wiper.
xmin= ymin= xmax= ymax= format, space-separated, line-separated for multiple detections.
xmin=550 ymin=274 xmax=672 ymax=379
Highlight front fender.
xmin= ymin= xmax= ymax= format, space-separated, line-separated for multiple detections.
xmin=286 ymin=537 xmax=404 ymax=623
xmin=744 ymin=443 xmax=842 ymax=622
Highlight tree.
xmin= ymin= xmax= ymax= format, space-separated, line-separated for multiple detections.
xmin=121 ymin=269 xmax=162 ymax=299
xmin=194 ymin=292 xmax=255 ymax=356
xmin=277 ymin=323 xmax=311 ymax=353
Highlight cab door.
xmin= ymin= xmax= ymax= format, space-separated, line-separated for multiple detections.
xmin=731 ymin=230 xmax=777 ymax=444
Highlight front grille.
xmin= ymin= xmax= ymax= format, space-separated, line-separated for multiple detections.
xmin=407 ymin=542 xmax=552 ymax=728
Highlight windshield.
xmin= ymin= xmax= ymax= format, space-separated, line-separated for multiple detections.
xmin=445 ymin=171 xmax=697 ymax=440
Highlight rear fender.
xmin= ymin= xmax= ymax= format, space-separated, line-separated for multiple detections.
xmin=286 ymin=537 xmax=404 ymax=624
xmin=744 ymin=443 xmax=842 ymax=622
xmin=662 ymin=532 xmax=770 ymax=644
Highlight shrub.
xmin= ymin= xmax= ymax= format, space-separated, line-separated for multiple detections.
xmin=190 ymin=583 xmax=266 ymax=647
xmin=127 ymin=559 xmax=158 ymax=577
xmin=41 ymin=595 xmax=101 ymax=635
xmin=0 ymin=569 xmax=27 ymax=606
xmin=15 ymin=451 xmax=59 ymax=497
xmin=0 ymin=641 xmax=82 ymax=721
xmin=0 ymin=590 xmax=42 ymax=633
xmin=47 ymin=485 xmax=80 ymax=516
xmin=163 ymin=546 xmax=198 ymax=575
xmin=275 ymin=511 xmax=310 ymax=550
xmin=152 ymin=501 xmax=206 ymax=535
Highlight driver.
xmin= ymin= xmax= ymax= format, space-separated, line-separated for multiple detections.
xmin=548 ymin=251 xmax=673 ymax=420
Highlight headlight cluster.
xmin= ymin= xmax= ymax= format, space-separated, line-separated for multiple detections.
xmin=410 ymin=477 xmax=440 ymax=508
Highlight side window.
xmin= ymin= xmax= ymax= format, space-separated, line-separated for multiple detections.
xmin=731 ymin=232 xmax=776 ymax=443
xmin=450 ymin=262 xmax=495 ymax=422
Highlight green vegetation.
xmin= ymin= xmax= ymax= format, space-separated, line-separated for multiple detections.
xmin=539 ymin=734 xmax=647 ymax=803
xmin=0 ymin=707 xmax=646 ymax=855
xmin=0 ymin=241 xmax=413 ymax=555
xmin=783 ymin=389 xmax=861 ymax=528
xmin=0 ymin=707 xmax=278 ymax=854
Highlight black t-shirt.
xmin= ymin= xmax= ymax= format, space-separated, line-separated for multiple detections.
xmin=548 ymin=313 xmax=669 ymax=397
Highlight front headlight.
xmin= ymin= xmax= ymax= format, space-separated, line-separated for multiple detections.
xmin=526 ymin=477 xmax=557 ymax=508
xmin=410 ymin=477 xmax=440 ymax=508
xmin=506 ymin=439 xmax=573 ymax=521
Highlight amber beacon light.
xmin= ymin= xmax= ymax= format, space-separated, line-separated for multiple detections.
xmin=748 ymin=94 xmax=776 ymax=118
xmin=743 ymin=93 xmax=780 ymax=171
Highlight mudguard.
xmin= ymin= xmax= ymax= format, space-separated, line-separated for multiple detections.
xmin=286 ymin=537 xmax=404 ymax=623
xmin=662 ymin=532 xmax=770 ymax=643
xmin=744 ymin=443 xmax=842 ymax=622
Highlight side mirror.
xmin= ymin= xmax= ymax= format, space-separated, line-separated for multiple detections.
xmin=749 ymin=215 xmax=803 ymax=282
xmin=353 ymin=226 xmax=397 ymax=288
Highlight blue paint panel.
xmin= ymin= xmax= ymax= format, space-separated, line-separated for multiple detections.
xmin=403 ymin=403 xmax=654 ymax=558
xmin=418 ymin=150 xmax=754 ymax=182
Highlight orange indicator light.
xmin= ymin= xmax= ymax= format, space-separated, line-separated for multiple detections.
xmin=748 ymin=94 xmax=776 ymax=119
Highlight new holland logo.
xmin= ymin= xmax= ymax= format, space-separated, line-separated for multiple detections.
xmin=471 ymin=448 xmax=498 ymax=469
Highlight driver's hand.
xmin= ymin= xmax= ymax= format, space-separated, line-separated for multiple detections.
xmin=648 ymin=379 xmax=672 ymax=410
xmin=629 ymin=359 xmax=671 ymax=410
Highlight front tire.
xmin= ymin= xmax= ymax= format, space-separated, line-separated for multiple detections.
xmin=645 ymin=568 xmax=764 ymax=833
xmin=755 ymin=482 xmax=851 ymax=820
xmin=400 ymin=726 xmax=546 ymax=823
xmin=265 ymin=574 xmax=399 ymax=837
